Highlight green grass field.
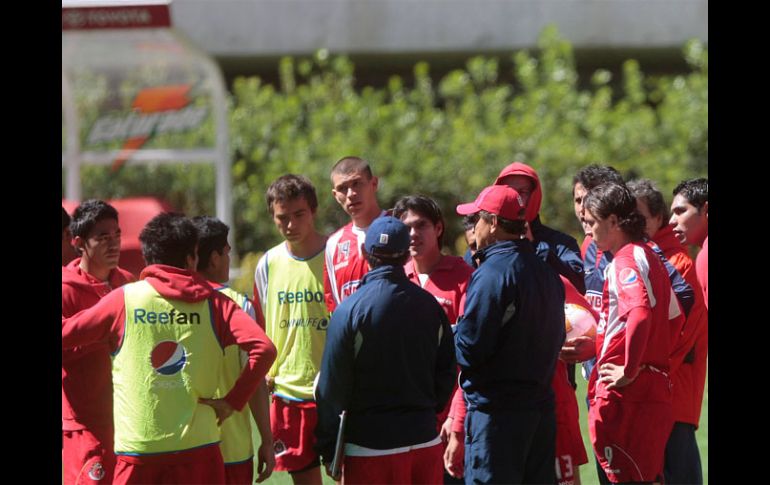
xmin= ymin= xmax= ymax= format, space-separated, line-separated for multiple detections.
xmin=250 ymin=425 xmax=336 ymax=485
xmin=62 ymin=372 xmax=707 ymax=484
xmin=254 ymin=370 xmax=708 ymax=485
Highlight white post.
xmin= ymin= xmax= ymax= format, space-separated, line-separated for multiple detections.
xmin=62 ymin=72 xmax=81 ymax=202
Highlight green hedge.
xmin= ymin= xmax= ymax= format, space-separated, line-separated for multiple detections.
xmin=73 ymin=26 xmax=708 ymax=294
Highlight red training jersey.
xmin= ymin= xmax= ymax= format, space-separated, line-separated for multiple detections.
xmin=404 ymin=255 xmax=473 ymax=325
xmin=589 ymin=242 xmax=674 ymax=402
xmin=653 ymin=226 xmax=708 ymax=426
xmin=323 ymin=216 xmax=384 ymax=313
xmin=61 ymin=259 xmax=135 ymax=431
xmin=696 ymin=237 xmax=708 ymax=310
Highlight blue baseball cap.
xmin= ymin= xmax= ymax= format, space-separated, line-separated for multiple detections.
xmin=364 ymin=216 xmax=410 ymax=256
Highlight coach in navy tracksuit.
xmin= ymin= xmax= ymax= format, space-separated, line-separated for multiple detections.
xmin=315 ymin=216 xmax=457 ymax=484
xmin=455 ymin=185 xmax=565 ymax=484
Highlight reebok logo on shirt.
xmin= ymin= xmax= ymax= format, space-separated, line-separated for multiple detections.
xmin=277 ymin=289 xmax=324 ymax=305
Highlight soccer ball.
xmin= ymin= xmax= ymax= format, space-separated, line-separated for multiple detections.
xmin=564 ymin=303 xmax=597 ymax=340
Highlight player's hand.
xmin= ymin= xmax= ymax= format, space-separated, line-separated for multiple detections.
xmin=255 ymin=440 xmax=275 ymax=482
xmin=198 ymin=397 xmax=235 ymax=426
xmin=444 ymin=430 xmax=465 ymax=479
xmin=439 ymin=417 xmax=453 ymax=443
xmin=598 ymin=363 xmax=636 ymax=390
xmin=560 ymin=335 xmax=596 ymax=363
xmin=265 ymin=376 xmax=275 ymax=393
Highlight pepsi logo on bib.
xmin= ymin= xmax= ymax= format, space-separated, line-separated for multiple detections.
xmin=151 ymin=341 xmax=187 ymax=375
xmin=618 ymin=268 xmax=639 ymax=286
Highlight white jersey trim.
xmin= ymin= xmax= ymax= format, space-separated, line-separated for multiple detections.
xmin=325 ymin=228 xmax=345 ymax=306
xmin=254 ymin=248 xmax=272 ymax=312
xmin=632 ymin=245 xmax=656 ymax=308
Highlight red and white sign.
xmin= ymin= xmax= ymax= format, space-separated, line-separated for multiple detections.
xmin=62 ymin=3 xmax=171 ymax=30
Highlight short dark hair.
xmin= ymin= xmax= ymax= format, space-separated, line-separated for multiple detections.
xmin=191 ymin=216 xmax=229 ymax=271
xmin=392 ymin=195 xmax=445 ymax=246
xmin=478 ymin=210 xmax=527 ymax=236
xmin=139 ymin=213 xmax=198 ymax=268
xmin=266 ymin=174 xmax=319 ymax=215
xmin=62 ymin=207 xmax=71 ymax=233
xmin=584 ymin=182 xmax=646 ymax=241
xmin=673 ymin=178 xmax=708 ymax=210
xmin=330 ymin=156 xmax=373 ymax=181
xmin=627 ymin=179 xmax=668 ymax=231
xmin=365 ymin=251 xmax=410 ymax=269
xmin=70 ymin=199 xmax=119 ymax=238
xmin=462 ymin=214 xmax=478 ymax=231
xmin=573 ymin=164 xmax=624 ymax=191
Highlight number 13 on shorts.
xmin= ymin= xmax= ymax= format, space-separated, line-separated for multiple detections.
xmin=555 ymin=454 xmax=574 ymax=484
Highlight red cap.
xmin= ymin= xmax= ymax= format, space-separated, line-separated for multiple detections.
xmin=494 ymin=161 xmax=542 ymax=223
xmin=456 ymin=185 xmax=526 ymax=220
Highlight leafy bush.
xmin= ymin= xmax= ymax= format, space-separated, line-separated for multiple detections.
xmin=230 ymin=27 xmax=706 ymax=262
xmin=72 ymin=26 xmax=708 ymax=283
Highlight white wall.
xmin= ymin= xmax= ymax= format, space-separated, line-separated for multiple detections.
xmin=170 ymin=0 xmax=708 ymax=57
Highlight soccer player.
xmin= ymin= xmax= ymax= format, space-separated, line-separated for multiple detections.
xmin=462 ymin=215 xmax=478 ymax=265
xmin=494 ymin=162 xmax=589 ymax=485
xmin=62 ymin=213 xmax=277 ymax=484
xmin=552 ymin=276 xmax=597 ymax=485
xmin=62 ymin=206 xmax=77 ymax=266
xmin=660 ymin=177 xmax=708 ymax=484
xmin=670 ymin=178 xmax=708 ymax=310
xmin=62 ymin=199 xmax=135 ymax=485
xmin=193 ymin=216 xmax=275 ymax=484
xmin=315 ymin=216 xmax=457 ymax=484
xmin=565 ymin=167 xmax=693 ymax=373
xmin=254 ymin=175 xmax=329 ymax=485
xmin=455 ymin=185 xmax=565 ymax=484
xmin=392 ymin=195 xmax=472 ymax=340
xmin=495 ymin=161 xmax=585 ymax=293
xmin=568 ymin=166 xmax=626 ymax=386
xmin=392 ymin=195 xmax=474 ymax=484
xmin=454 ymin=162 xmax=589 ymax=484
xmin=583 ymin=182 xmax=674 ymax=484
xmin=572 ymin=165 xmax=625 ymax=311
xmin=323 ymin=156 xmax=385 ymax=313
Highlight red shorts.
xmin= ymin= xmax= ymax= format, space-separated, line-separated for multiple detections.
xmin=343 ymin=443 xmax=443 ymax=484
xmin=554 ymin=393 xmax=588 ymax=485
xmin=270 ymin=396 xmax=320 ymax=472
xmin=62 ymin=426 xmax=115 ymax=485
xmin=112 ymin=445 xmax=224 ymax=484
xmin=589 ymin=398 xmax=672 ymax=483
xmin=553 ymin=363 xmax=588 ymax=485
xmin=224 ymin=460 xmax=253 ymax=485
